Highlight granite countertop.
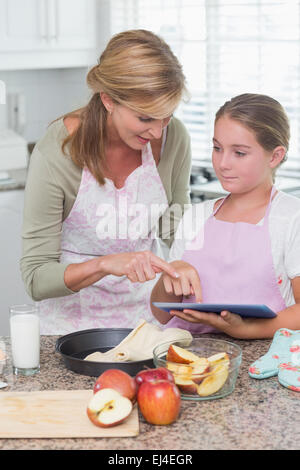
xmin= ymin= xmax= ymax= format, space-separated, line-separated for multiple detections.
xmin=0 ymin=334 xmax=299 ymax=451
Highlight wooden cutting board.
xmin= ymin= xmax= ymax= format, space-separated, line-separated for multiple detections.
xmin=0 ymin=390 xmax=139 ymax=438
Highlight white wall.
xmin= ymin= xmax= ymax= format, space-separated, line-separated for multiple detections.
xmin=0 ymin=67 xmax=91 ymax=142
xmin=0 ymin=190 xmax=31 ymax=336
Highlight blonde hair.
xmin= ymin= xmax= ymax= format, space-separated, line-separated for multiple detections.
xmin=215 ymin=93 xmax=290 ymax=181
xmin=60 ymin=29 xmax=187 ymax=185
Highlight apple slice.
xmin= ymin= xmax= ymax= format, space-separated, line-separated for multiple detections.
xmin=197 ymin=364 xmax=229 ymax=397
xmin=192 ymin=357 xmax=210 ymax=367
xmin=174 ymin=376 xmax=198 ymax=394
xmin=207 ymin=352 xmax=230 ymax=368
xmin=166 ymin=362 xmax=193 ymax=377
xmin=166 ymin=344 xmax=202 ymax=364
xmin=87 ymin=388 xmax=133 ymax=428
xmin=190 ymin=359 xmax=210 ymax=384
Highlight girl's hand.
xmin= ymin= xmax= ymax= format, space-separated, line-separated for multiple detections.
xmin=169 ymin=308 xmax=252 ymax=338
xmin=101 ymin=251 xmax=180 ymax=283
xmin=161 ymin=260 xmax=203 ymax=302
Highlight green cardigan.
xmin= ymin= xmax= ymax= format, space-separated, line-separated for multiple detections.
xmin=20 ymin=116 xmax=192 ymax=301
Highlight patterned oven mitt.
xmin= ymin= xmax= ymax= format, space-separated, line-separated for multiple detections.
xmin=248 ymin=328 xmax=300 ymax=392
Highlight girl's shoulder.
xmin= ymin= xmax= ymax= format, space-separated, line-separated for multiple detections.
xmin=202 ymin=197 xmax=224 ymax=218
xmin=271 ymin=190 xmax=300 ymax=218
xmin=180 ymin=198 xmax=219 ymax=225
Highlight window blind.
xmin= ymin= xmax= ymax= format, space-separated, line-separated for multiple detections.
xmin=109 ymin=0 xmax=300 ymax=173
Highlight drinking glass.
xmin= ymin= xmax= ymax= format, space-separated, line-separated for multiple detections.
xmin=9 ymin=304 xmax=40 ymax=376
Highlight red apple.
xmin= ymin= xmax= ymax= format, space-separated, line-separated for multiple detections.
xmin=93 ymin=369 xmax=137 ymax=403
xmin=135 ymin=367 xmax=175 ymax=387
xmin=87 ymin=388 xmax=132 ymax=428
xmin=137 ymin=379 xmax=181 ymax=425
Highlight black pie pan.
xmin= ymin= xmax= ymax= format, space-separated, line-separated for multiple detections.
xmin=55 ymin=328 xmax=154 ymax=377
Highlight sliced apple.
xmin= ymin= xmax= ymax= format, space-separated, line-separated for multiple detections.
xmin=166 ymin=362 xmax=193 ymax=377
xmin=166 ymin=344 xmax=202 ymax=364
xmin=86 ymin=388 xmax=133 ymax=428
xmin=190 ymin=359 xmax=210 ymax=384
xmin=192 ymin=357 xmax=210 ymax=367
xmin=174 ymin=376 xmax=198 ymax=395
xmin=197 ymin=364 xmax=229 ymax=397
xmin=207 ymin=352 xmax=230 ymax=368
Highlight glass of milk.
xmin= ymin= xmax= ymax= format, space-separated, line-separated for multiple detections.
xmin=9 ymin=304 xmax=40 ymax=376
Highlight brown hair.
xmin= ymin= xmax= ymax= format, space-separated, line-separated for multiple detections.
xmin=58 ymin=29 xmax=187 ymax=185
xmin=215 ymin=93 xmax=290 ymax=180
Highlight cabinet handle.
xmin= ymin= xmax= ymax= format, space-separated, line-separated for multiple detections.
xmin=39 ymin=0 xmax=48 ymax=41
xmin=54 ymin=0 xmax=59 ymax=40
xmin=48 ymin=0 xmax=58 ymax=41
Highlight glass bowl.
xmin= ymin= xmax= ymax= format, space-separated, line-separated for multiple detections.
xmin=153 ymin=337 xmax=242 ymax=401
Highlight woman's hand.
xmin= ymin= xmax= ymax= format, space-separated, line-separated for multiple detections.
xmin=101 ymin=251 xmax=180 ymax=283
xmin=64 ymin=251 xmax=179 ymax=293
xmin=161 ymin=260 xmax=203 ymax=302
xmin=169 ymin=308 xmax=252 ymax=338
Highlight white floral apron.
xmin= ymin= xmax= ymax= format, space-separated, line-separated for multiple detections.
xmin=38 ymin=143 xmax=168 ymax=334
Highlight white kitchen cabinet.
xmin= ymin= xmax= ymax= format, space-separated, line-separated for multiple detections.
xmin=52 ymin=0 xmax=96 ymax=50
xmin=0 ymin=0 xmax=43 ymax=51
xmin=0 ymin=189 xmax=32 ymax=336
xmin=0 ymin=0 xmax=97 ymax=70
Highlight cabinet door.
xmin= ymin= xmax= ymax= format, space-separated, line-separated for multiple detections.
xmin=53 ymin=0 xmax=96 ymax=50
xmin=0 ymin=0 xmax=97 ymax=69
xmin=0 ymin=0 xmax=47 ymax=51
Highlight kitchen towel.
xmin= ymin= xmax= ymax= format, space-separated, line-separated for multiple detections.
xmin=248 ymin=328 xmax=300 ymax=392
xmin=84 ymin=319 xmax=193 ymax=362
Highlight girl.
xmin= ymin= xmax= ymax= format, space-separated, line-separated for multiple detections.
xmin=151 ymin=93 xmax=300 ymax=339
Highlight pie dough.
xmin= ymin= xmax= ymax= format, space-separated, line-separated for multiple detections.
xmin=84 ymin=319 xmax=193 ymax=362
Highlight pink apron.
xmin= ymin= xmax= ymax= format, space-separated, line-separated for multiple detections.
xmin=38 ymin=143 xmax=168 ymax=334
xmin=167 ymin=186 xmax=287 ymax=334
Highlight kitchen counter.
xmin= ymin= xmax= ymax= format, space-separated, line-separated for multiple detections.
xmin=191 ymin=176 xmax=300 ymax=199
xmin=0 ymin=168 xmax=27 ymax=191
xmin=0 ymin=142 xmax=34 ymax=191
xmin=0 ymin=333 xmax=299 ymax=451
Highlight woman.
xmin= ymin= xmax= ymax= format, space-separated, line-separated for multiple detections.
xmin=151 ymin=93 xmax=300 ymax=339
xmin=21 ymin=29 xmax=191 ymax=334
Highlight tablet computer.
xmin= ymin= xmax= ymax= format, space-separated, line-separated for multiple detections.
xmin=152 ymin=302 xmax=277 ymax=319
